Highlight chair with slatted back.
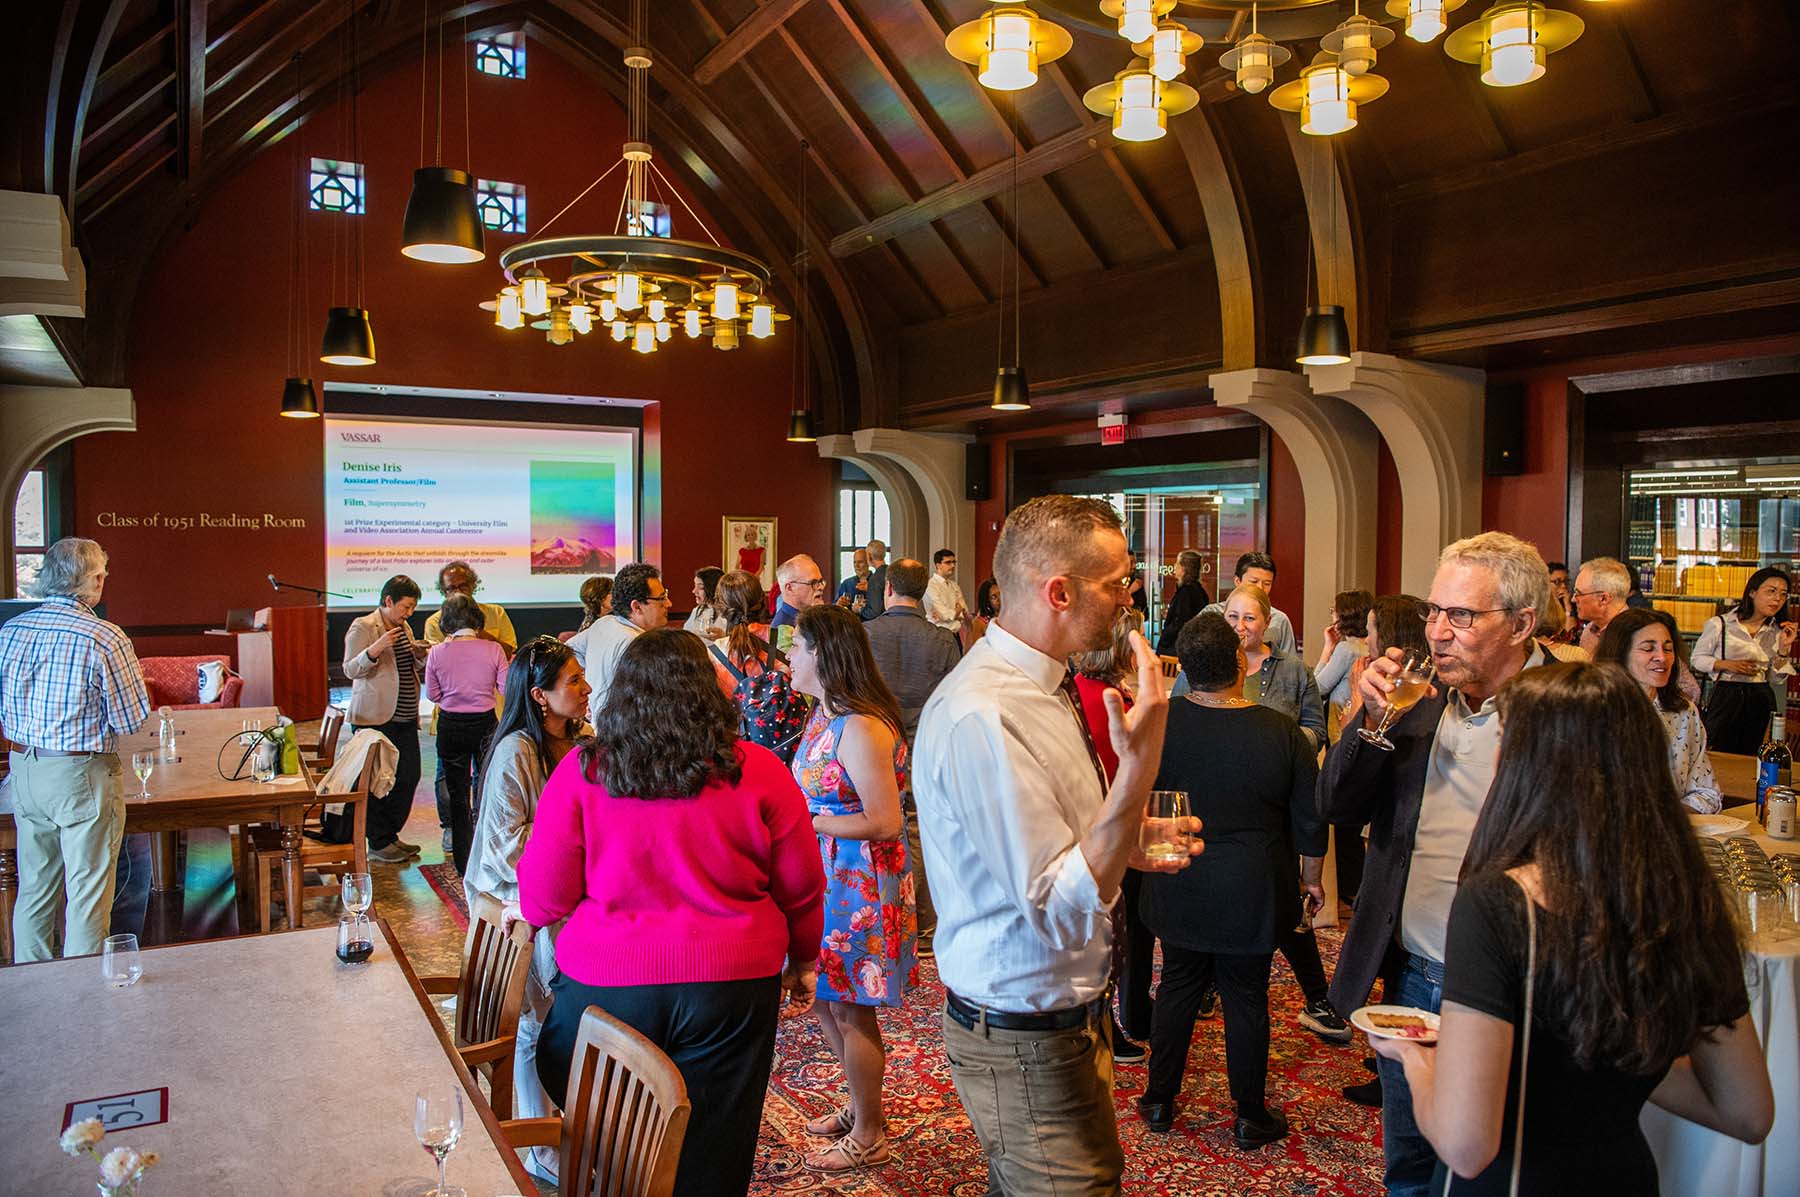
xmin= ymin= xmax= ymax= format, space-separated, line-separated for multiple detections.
xmin=500 ymin=1004 xmax=690 ymax=1197
xmin=245 ymin=753 xmax=371 ymax=932
xmin=418 ymin=892 xmax=536 ymax=1119
xmin=306 ymin=706 xmax=346 ymax=770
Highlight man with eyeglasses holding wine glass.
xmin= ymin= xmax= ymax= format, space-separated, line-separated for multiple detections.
xmin=1318 ymin=531 xmax=1548 ymax=1197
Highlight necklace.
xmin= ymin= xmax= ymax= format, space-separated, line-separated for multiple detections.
xmin=1185 ymin=693 xmax=1252 ymax=708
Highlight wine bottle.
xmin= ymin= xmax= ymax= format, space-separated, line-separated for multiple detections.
xmin=1758 ymin=713 xmax=1793 ymax=825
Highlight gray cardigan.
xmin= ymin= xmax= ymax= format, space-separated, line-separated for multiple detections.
xmin=466 ymin=729 xmax=559 ymax=1014
xmin=1172 ymin=646 xmax=1327 ymax=752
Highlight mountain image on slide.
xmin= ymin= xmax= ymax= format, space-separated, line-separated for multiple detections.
xmin=530 ymin=536 xmax=617 ymax=575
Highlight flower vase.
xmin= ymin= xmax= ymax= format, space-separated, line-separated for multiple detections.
xmin=99 ymin=1182 xmax=142 ymax=1197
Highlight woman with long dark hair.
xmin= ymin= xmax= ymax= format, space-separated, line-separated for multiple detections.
xmin=1595 ymin=607 xmax=1722 ymax=813
xmin=466 ymin=635 xmax=590 ymax=1184
xmin=709 ymin=568 xmax=783 ymax=696
xmin=1372 ymin=663 xmax=1773 ymax=1194
xmin=518 ymin=629 xmax=824 ymax=1197
xmin=684 ymin=565 xmax=727 ymax=640
xmin=574 ymin=574 xmax=613 ymax=633
xmin=1691 ymin=567 xmax=1796 ymax=752
xmin=786 ymin=604 xmax=917 ymax=1172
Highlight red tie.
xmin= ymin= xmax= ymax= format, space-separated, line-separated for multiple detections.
xmin=1060 ymin=671 xmax=1112 ymax=789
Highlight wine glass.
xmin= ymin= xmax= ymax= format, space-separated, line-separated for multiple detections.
xmin=1358 ymin=652 xmax=1438 ymax=752
xmin=341 ymin=871 xmax=373 ymax=919
xmin=414 ymin=1088 xmax=465 ymax=1197
xmin=1138 ymin=791 xmax=1191 ymax=863
xmin=131 ymin=750 xmax=156 ymax=800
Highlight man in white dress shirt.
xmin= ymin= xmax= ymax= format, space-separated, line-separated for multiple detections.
xmin=913 ymin=495 xmax=1200 ymax=1196
xmin=923 ymin=547 xmax=969 ymax=633
xmin=565 ymin=562 xmax=669 ymax=727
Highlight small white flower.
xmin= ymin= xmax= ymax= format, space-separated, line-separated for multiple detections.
xmin=139 ymin=1151 xmax=161 ymax=1169
xmin=60 ymin=1118 xmax=104 ymax=1156
xmin=99 ymin=1146 xmax=142 ymax=1188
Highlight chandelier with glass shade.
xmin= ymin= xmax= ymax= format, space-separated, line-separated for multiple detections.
xmin=481 ymin=5 xmax=782 ymax=354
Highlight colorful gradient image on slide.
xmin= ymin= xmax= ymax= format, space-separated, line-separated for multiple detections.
xmin=529 ymin=460 xmax=620 ymax=575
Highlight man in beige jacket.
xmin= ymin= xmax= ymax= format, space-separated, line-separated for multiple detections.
xmin=344 ymin=575 xmax=431 ymax=862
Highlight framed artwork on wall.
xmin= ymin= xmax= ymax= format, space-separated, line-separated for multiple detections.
xmin=723 ymin=516 xmax=778 ymax=591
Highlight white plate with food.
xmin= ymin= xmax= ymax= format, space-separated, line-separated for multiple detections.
xmin=1351 ymin=1004 xmax=1441 ymax=1044
xmin=1689 ymin=813 xmax=1749 ymax=838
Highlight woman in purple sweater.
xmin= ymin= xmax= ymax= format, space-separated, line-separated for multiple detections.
xmin=518 ymin=628 xmax=825 ymax=1197
xmin=423 ymin=594 xmax=509 ymax=874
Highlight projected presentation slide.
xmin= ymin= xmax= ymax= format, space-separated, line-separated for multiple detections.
xmin=324 ymin=416 xmax=637 ymax=608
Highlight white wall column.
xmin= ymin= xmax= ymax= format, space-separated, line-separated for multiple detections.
xmin=819 ymin=428 xmax=975 ymax=585
xmin=1212 ymin=367 xmax=1380 ymax=640
xmin=1 ymin=386 xmax=135 ymax=595
xmin=815 ymin=433 xmax=930 ymax=566
xmin=1306 ymin=352 xmax=1486 ymax=596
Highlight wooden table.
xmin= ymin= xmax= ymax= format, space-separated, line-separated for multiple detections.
xmin=1712 ymin=751 xmax=1761 ymax=807
xmin=0 ymin=922 xmax=533 ymax=1195
xmin=0 ymin=706 xmax=317 ymax=959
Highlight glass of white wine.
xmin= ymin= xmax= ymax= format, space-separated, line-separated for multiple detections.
xmin=1358 ymin=652 xmax=1438 ymax=752
xmin=131 ymin=750 xmax=156 ymax=799
xmin=1138 ymin=791 xmax=1191 ymax=863
xmin=414 ymin=1088 xmax=465 ymax=1197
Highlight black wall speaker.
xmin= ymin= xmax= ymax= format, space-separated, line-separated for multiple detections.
xmin=1485 ymin=383 xmax=1526 ymax=476
xmin=966 ymin=442 xmax=991 ymax=500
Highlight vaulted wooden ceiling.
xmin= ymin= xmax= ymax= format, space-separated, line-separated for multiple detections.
xmin=10 ymin=0 xmax=1799 ymax=430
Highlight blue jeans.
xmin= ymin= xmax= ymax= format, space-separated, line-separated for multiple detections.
xmin=1378 ymin=955 xmax=1444 ymax=1197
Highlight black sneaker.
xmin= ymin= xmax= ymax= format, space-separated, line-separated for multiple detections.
xmin=1232 ymin=1106 xmax=1289 ymax=1150
xmin=1198 ymin=985 xmax=1218 ymax=1019
xmin=1299 ymin=998 xmax=1352 ymax=1043
xmin=1111 ymin=1024 xmax=1146 ymax=1062
xmin=1342 ymin=1076 xmax=1383 ymax=1108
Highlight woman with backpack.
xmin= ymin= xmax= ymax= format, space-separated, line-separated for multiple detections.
xmin=708 ymin=569 xmax=812 ymax=762
xmin=786 ymin=603 xmax=918 ymax=1173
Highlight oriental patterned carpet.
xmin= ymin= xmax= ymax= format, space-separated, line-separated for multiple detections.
xmin=417 ymin=864 xmax=1386 ymax=1196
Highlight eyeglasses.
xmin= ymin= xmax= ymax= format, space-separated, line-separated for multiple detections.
xmin=1068 ymin=573 xmax=1134 ymax=596
xmin=1417 ymin=602 xmax=1513 ymax=629
xmin=785 ymin=577 xmax=825 ymax=589
xmin=1567 ymin=588 xmax=1608 ymax=601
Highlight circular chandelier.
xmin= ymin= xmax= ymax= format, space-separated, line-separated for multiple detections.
xmin=480 ymin=7 xmax=782 ymax=354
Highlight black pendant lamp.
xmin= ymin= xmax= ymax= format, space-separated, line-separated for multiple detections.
xmin=281 ymin=376 xmax=322 ymax=417
xmin=785 ymin=140 xmax=817 ymax=443
xmin=1294 ymin=140 xmax=1352 ymax=367
xmin=319 ymin=0 xmax=376 ymax=366
xmin=990 ymin=93 xmax=1031 ymax=412
xmin=401 ymin=6 xmax=484 ymax=263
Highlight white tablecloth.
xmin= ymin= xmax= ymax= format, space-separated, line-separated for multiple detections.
xmin=1641 ymin=827 xmax=1800 ymax=1195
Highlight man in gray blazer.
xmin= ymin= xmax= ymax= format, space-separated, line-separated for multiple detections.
xmin=344 ymin=575 xmax=431 ymax=862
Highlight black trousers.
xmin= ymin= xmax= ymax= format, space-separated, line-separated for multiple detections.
xmin=538 ymin=971 xmax=783 ymax=1197
xmin=356 ymin=718 xmax=419 ymax=850
xmin=1147 ymin=945 xmax=1274 ymax=1114
xmin=1703 ymin=681 xmax=1776 ymax=755
xmin=1116 ymin=869 xmax=1155 ymax=1039
xmin=434 ymin=709 xmax=495 ymax=875
xmin=1277 ymin=923 xmax=1330 ymax=1005
xmin=1334 ymin=823 xmax=1366 ymax=906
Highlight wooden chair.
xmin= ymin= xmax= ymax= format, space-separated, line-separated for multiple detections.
xmin=418 ymin=892 xmax=536 ymax=1119
xmin=244 ymin=753 xmax=372 ymax=933
xmin=305 ymin=706 xmax=346 ymax=770
xmin=501 ymin=1005 xmax=691 ymax=1197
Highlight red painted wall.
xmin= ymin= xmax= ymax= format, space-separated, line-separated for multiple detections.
xmin=74 ymin=37 xmax=830 ymax=648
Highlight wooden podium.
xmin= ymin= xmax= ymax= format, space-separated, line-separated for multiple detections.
xmin=235 ymin=606 xmax=328 ymax=720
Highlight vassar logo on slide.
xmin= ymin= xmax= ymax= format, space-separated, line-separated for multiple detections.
xmin=339 ymin=431 xmax=383 ymax=443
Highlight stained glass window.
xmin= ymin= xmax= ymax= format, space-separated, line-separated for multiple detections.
xmin=475 ymin=179 xmax=526 ymax=233
xmin=308 ymin=158 xmax=364 ymax=214
xmin=474 ymin=36 xmax=525 ymax=78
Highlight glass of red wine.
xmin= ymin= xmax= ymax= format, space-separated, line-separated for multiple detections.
xmin=337 ymin=914 xmax=374 ymax=964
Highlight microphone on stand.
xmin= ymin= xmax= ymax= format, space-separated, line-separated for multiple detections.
xmin=269 ymin=576 xmax=352 ymax=606
xmin=268 ymin=573 xmax=280 ymax=592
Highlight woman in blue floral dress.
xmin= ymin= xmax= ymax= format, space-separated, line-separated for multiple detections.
xmin=788 ymin=604 xmax=918 ymax=1174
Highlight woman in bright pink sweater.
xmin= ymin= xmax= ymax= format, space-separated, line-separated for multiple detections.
xmin=518 ymin=628 xmax=824 ymax=1197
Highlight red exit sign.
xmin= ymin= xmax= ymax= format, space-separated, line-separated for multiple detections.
xmin=1101 ymin=423 xmax=1129 ymax=446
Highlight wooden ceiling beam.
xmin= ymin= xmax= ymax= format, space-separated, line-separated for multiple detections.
xmin=96 ymin=24 xmax=172 ymax=95
xmin=176 ymin=0 xmax=206 ymax=178
xmin=205 ymin=0 xmax=339 ymax=109
xmin=83 ymin=72 xmax=172 ymax=149
xmin=1044 ymin=59 xmax=1178 ymax=254
xmin=829 ymin=117 xmax=1115 ymax=257
xmin=1172 ymin=105 xmax=1258 ymax=370
xmin=1437 ymin=50 xmax=1512 ymax=160
xmin=62 ymin=0 xmax=135 ymax=216
xmin=692 ymin=0 xmax=812 ymax=85
xmin=75 ymin=113 xmax=175 ymax=207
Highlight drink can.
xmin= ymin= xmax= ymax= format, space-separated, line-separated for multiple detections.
xmin=1768 ymin=787 xmax=1798 ymax=841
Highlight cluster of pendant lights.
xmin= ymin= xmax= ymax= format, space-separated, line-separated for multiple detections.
xmin=944 ymin=0 xmax=1591 ymax=381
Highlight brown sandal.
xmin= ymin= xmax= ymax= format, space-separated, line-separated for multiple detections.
xmin=804 ymin=1131 xmax=892 ymax=1172
xmin=803 ymin=1106 xmax=854 ymax=1137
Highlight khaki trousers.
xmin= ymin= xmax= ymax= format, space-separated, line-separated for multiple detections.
xmin=940 ymin=1008 xmax=1124 ymax=1196
xmin=9 ymin=750 xmax=126 ymax=962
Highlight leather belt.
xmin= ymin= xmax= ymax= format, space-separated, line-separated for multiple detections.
xmin=945 ymin=988 xmax=1105 ymax=1033
xmin=18 ymin=746 xmax=100 ymax=758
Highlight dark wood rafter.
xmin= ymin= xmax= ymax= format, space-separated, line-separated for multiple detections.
xmin=1438 ymin=47 xmax=1513 ymax=160
xmin=204 ymin=0 xmax=351 ymax=131
xmin=58 ymin=0 xmax=135 ymax=213
xmin=1040 ymin=60 xmax=1177 ymax=253
xmin=176 ymin=0 xmax=207 ymax=178
xmin=1172 ymin=104 xmax=1258 ymax=371
xmin=76 ymin=115 xmax=177 ymax=209
xmin=83 ymin=73 xmax=170 ymax=151
xmin=680 ymin=0 xmax=942 ymax=319
xmin=692 ymin=0 xmax=812 ymax=85
xmin=1599 ymin=11 xmax=1659 ymax=122
xmin=95 ymin=24 xmax=172 ymax=96
xmin=771 ymin=24 xmax=997 ymax=300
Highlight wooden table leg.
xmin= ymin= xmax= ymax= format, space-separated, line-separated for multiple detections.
xmin=0 ymin=837 xmax=17 ymax=966
xmin=149 ymin=831 xmax=182 ymax=891
xmin=281 ymin=814 xmax=304 ymax=930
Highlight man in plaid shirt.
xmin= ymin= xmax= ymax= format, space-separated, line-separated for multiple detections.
xmin=0 ymin=538 xmax=151 ymax=961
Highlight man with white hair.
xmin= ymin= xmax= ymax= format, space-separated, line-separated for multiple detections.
xmin=914 ymin=495 xmax=1199 ymax=1194
xmin=1571 ymin=555 xmax=1633 ymax=655
xmin=0 ymin=537 xmax=152 ymax=961
xmin=769 ymin=553 xmax=826 ymax=650
xmin=1319 ymin=531 xmax=1549 ymax=1197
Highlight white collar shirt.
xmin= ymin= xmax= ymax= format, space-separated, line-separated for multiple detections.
xmin=567 ymin=614 xmax=643 ymax=726
xmin=923 ymin=573 xmax=968 ymax=631
xmin=911 ymin=620 xmax=1112 ymax=1012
